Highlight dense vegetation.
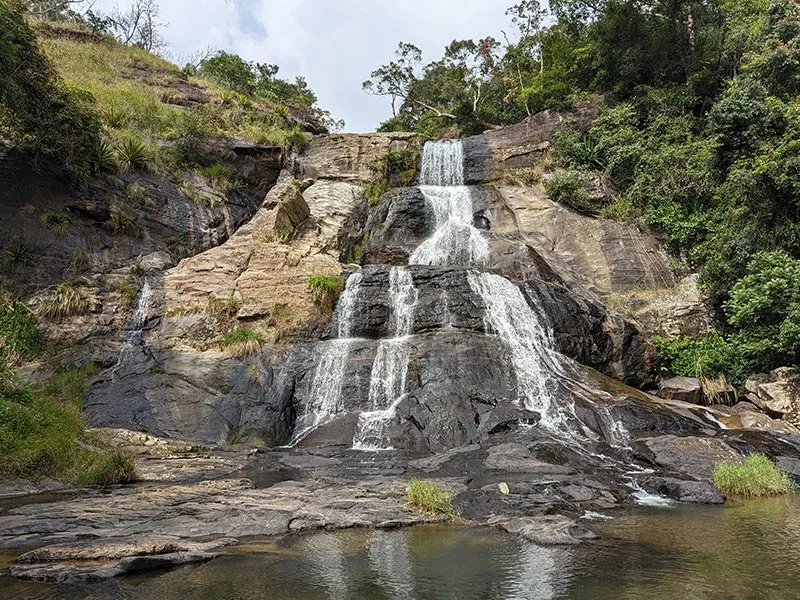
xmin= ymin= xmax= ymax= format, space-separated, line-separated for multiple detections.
xmin=367 ymin=0 xmax=800 ymax=384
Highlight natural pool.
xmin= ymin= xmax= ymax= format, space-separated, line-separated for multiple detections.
xmin=2 ymin=496 xmax=799 ymax=600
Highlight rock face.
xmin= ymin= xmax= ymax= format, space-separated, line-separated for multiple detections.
xmin=746 ymin=368 xmax=800 ymax=424
xmin=295 ymin=132 xmax=420 ymax=183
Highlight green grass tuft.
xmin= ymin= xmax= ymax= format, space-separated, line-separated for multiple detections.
xmin=307 ymin=274 xmax=345 ymax=313
xmin=713 ymin=453 xmax=796 ymax=498
xmin=39 ymin=279 xmax=91 ymax=320
xmin=406 ymin=477 xmax=456 ymax=517
xmin=116 ymin=137 xmax=150 ymax=172
xmin=0 ymin=288 xmax=40 ymax=367
xmin=220 ymin=327 xmax=264 ymax=358
xmin=40 ymin=211 xmax=71 ymax=235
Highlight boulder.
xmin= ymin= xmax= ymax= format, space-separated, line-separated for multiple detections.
xmin=659 ymin=377 xmax=703 ymax=404
xmin=638 ymin=435 xmax=740 ymax=481
xmin=640 ymin=476 xmax=725 ymax=504
xmin=745 ymin=369 xmax=800 ymax=420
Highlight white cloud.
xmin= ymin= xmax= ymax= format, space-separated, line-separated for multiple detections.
xmin=91 ymin=0 xmax=515 ymax=132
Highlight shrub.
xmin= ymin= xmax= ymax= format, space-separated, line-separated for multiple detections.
xmin=713 ymin=453 xmax=796 ymax=498
xmin=0 ymin=289 xmax=39 ymax=368
xmin=545 ymin=171 xmax=598 ymax=216
xmin=220 ymin=327 xmax=264 ymax=358
xmin=126 ymin=182 xmax=152 ymax=206
xmin=406 ymin=477 xmax=455 ymax=517
xmin=195 ymin=164 xmax=242 ymax=193
xmin=0 ymin=365 xmax=136 ymax=485
xmin=116 ymin=281 xmax=137 ymax=309
xmin=116 ymin=137 xmax=150 ymax=171
xmin=39 ymin=279 xmax=91 ymax=320
xmin=40 ymin=211 xmax=71 ymax=235
xmin=652 ymin=332 xmax=748 ymax=388
xmin=307 ymin=274 xmax=345 ymax=313
xmin=0 ymin=3 xmax=103 ymax=181
xmin=284 ymin=127 xmax=310 ymax=152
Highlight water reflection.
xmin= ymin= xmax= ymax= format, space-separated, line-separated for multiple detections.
xmin=3 ymin=499 xmax=800 ymax=600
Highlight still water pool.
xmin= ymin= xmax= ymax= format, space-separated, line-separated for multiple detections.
xmin=2 ymin=496 xmax=799 ymax=600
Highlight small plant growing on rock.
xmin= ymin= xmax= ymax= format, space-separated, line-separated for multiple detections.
xmin=0 ymin=242 xmax=32 ymax=273
xmin=220 ymin=327 xmax=264 ymax=358
xmin=40 ymin=211 xmax=71 ymax=235
xmin=307 ymin=274 xmax=345 ymax=313
xmin=107 ymin=209 xmax=142 ymax=237
xmin=74 ymin=452 xmax=137 ymax=487
xmin=713 ymin=453 xmax=796 ymax=498
xmin=116 ymin=281 xmax=137 ymax=310
xmin=116 ymin=137 xmax=150 ymax=172
xmin=68 ymin=249 xmax=91 ymax=273
xmin=406 ymin=477 xmax=455 ymax=517
xmin=39 ymin=279 xmax=91 ymax=320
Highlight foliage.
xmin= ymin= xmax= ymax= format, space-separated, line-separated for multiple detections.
xmin=0 ymin=2 xmax=103 ymax=181
xmin=195 ymin=164 xmax=242 ymax=194
xmin=653 ymin=333 xmax=747 ymax=387
xmin=116 ymin=137 xmax=150 ymax=171
xmin=0 ymin=288 xmax=39 ymax=368
xmin=0 ymin=364 xmax=137 ymax=485
xmin=713 ymin=453 xmax=796 ymax=498
xmin=40 ymin=210 xmax=71 ymax=234
xmin=545 ymin=171 xmax=597 ymax=216
xmin=220 ymin=328 xmax=264 ymax=358
xmin=107 ymin=209 xmax=142 ymax=237
xmin=39 ymin=279 xmax=90 ymax=320
xmin=724 ymin=251 xmax=800 ymax=373
xmin=307 ymin=274 xmax=345 ymax=313
xmin=0 ymin=242 xmax=32 ymax=273
xmin=366 ymin=148 xmax=419 ymax=205
xmin=406 ymin=477 xmax=456 ymax=517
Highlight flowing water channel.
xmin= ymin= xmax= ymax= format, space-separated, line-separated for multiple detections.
xmin=4 ymin=498 xmax=800 ymax=600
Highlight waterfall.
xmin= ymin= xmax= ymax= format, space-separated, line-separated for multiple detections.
xmin=113 ymin=276 xmax=154 ymax=375
xmin=409 ymin=186 xmax=489 ymax=267
xmin=420 ymin=139 xmax=464 ymax=186
xmin=353 ymin=267 xmax=418 ymax=450
xmin=292 ymin=271 xmax=363 ymax=443
xmin=467 ymin=272 xmax=565 ymax=429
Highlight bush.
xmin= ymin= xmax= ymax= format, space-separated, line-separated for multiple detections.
xmin=307 ymin=274 xmax=345 ymax=313
xmin=653 ymin=332 xmax=747 ymax=387
xmin=0 ymin=365 xmax=137 ymax=485
xmin=39 ymin=279 xmax=91 ymax=320
xmin=107 ymin=209 xmax=142 ymax=237
xmin=0 ymin=3 xmax=102 ymax=181
xmin=0 ymin=289 xmax=39 ymax=368
xmin=220 ymin=328 xmax=264 ymax=358
xmin=545 ymin=171 xmax=598 ymax=216
xmin=406 ymin=477 xmax=455 ymax=517
xmin=713 ymin=453 xmax=796 ymax=498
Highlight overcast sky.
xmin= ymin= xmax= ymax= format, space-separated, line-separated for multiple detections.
xmin=91 ymin=0 xmax=518 ymax=132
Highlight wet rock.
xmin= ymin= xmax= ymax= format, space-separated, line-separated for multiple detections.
xmin=640 ymin=476 xmax=725 ymax=504
xmin=488 ymin=515 xmax=598 ymax=545
xmin=659 ymin=377 xmax=703 ymax=404
xmin=638 ymin=435 xmax=740 ymax=482
xmin=479 ymin=403 xmax=540 ymax=436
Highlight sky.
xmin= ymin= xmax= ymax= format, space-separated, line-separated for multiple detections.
xmin=90 ymin=0 xmax=517 ymax=132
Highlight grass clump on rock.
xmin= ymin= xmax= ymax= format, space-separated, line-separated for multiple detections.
xmin=220 ymin=327 xmax=264 ymax=358
xmin=713 ymin=453 xmax=796 ymax=498
xmin=406 ymin=477 xmax=456 ymax=517
xmin=307 ymin=274 xmax=345 ymax=313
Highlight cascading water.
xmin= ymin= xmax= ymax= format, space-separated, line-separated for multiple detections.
xmin=353 ymin=267 xmax=418 ymax=450
xmin=419 ymin=139 xmax=464 ymax=186
xmin=112 ymin=276 xmax=154 ymax=376
xmin=466 ymin=271 xmax=566 ymax=429
xmin=292 ymin=271 xmax=363 ymax=443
